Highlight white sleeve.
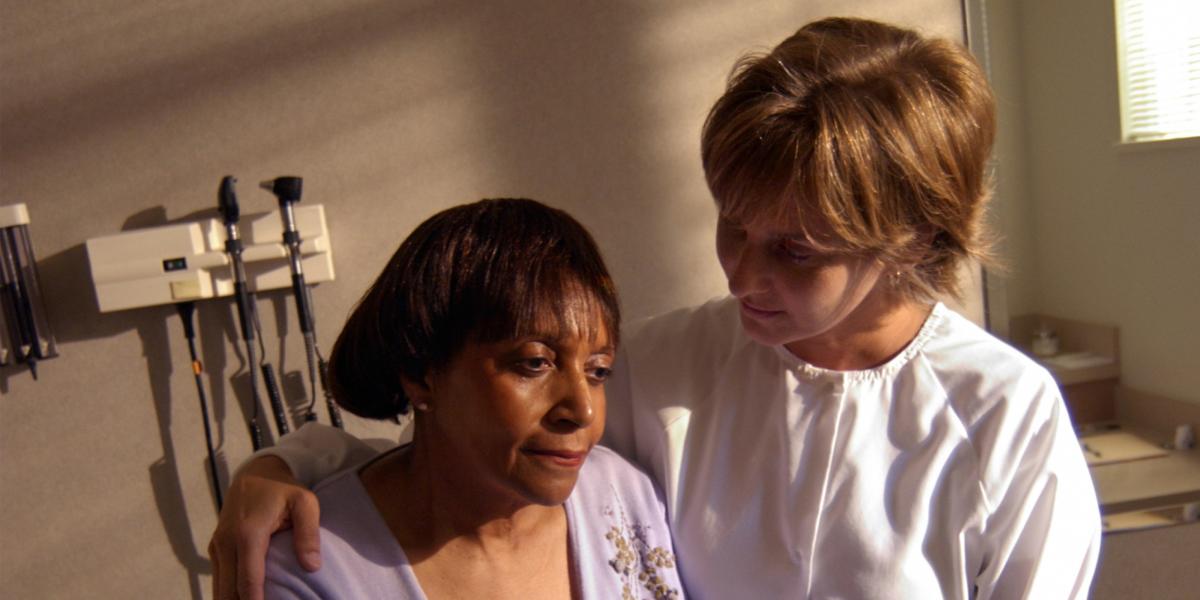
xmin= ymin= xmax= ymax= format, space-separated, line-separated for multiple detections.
xmin=974 ymin=386 xmax=1102 ymax=599
xmin=600 ymin=349 xmax=636 ymax=459
xmin=246 ymin=422 xmax=397 ymax=487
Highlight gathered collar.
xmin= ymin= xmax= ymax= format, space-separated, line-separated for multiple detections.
xmin=770 ymin=302 xmax=946 ymax=382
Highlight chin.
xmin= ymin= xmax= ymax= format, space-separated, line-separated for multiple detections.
xmin=740 ymin=312 xmax=838 ymax=350
xmin=739 ymin=314 xmax=793 ymax=347
xmin=519 ymin=477 xmax=580 ymax=507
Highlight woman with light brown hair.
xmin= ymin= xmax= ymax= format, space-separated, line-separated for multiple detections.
xmin=213 ymin=17 xmax=1099 ymax=599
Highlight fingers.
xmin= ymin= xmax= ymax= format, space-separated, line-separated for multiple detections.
xmin=235 ymin=525 xmax=269 ymax=600
xmin=208 ymin=456 xmax=314 ymax=600
xmin=209 ymin=535 xmax=236 ymax=600
xmin=289 ymin=490 xmax=323 ymax=572
xmin=210 ymin=540 xmax=219 ymax=597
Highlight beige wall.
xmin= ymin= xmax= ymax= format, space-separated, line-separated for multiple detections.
xmin=1 ymin=1 xmax=963 ymax=597
xmin=984 ymin=0 xmax=1200 ymax=405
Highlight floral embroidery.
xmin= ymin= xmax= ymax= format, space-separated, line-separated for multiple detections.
xmin=603 ymin=498 xmax=681 ymax=599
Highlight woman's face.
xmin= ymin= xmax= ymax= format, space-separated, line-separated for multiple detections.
xmin=716 ymin=214 xmax=888 ymax=356
xmin=420 ymin=303 xmax=613 ymax=508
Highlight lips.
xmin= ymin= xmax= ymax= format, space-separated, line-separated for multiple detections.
xmin=522 ymin=447 xmax=589 ymax=468
xmin=739 ymin=299 xmax=784 ymax=319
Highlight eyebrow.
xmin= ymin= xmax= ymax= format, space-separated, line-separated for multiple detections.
xmin=514 ymin=326 xmax=615 ymax=349
xmin=781 ymin=234 xmax=816 ymax=245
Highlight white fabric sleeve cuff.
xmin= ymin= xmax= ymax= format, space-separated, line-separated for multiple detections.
xmin=246 ymin=422 xmax=392 ymax=488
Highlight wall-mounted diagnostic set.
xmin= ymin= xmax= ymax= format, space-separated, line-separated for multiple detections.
xmin=86 ymin=191 xmax=334 ymax=313
xmin=85 ymin=177 xmax=340 ymax=509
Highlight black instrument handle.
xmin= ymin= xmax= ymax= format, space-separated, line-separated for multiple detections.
xmin=261 ymin=364 xmax=290 ymax=436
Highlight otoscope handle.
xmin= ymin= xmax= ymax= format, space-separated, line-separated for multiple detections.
xmin=261 ymin=365 xmax=290 ymax=436
xmin=249 ymin=421 xmax=264 ymax=451
xmin=232 ymin=280 xmax=256 ymax=342
xmin=327 ymin=394 xmax=344 ymax=429
xmin=219 ymin=175 xmax=273 ymax=448
xmin=291 ymin=274 xmax=314 ymax=334
xmin=318 ymin=357 xmax=344 ymax=429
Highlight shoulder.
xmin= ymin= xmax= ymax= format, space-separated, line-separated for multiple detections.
xmin=625 ymin=295 xmax=742 ymax=355
xmin=577 ymin=446 xmax=663 ymax=501
xmin=916 ymin=305 xmax=1060 ymax=426
xmin=266 ymin=467 xmax=363 ymax=565
xmin=265 ymin=471 xmax=361 ymax=595
xmin=913 ymin=307 xmax=1088 ymax=501
xmin=574 ymin=446 xmax=672 ymax=525
xmin=920 ymin=305 xmax=1048 ymax=383
xmin=266 ymin=468 xmax=408 ymax=596
xmin=621 ymin=296 xmax=763 ymax=407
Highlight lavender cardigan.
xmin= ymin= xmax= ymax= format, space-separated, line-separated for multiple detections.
xmin=265 ymin=445 xmax=684 ymax=599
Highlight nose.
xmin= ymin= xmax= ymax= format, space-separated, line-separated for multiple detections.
xmin=546 ymin=369 xmax=597 ymax=432
xmin=724 ymin=241 xmax=771 ymax=298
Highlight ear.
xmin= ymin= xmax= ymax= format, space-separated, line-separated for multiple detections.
xmin=399 ymin=371 xmax=436 ymax=412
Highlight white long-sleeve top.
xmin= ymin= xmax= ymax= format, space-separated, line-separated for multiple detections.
xmin=265 ymin=297 xmax=1101 ymax=599
xmin=604 ymin=297 xmax=1100 ymax=599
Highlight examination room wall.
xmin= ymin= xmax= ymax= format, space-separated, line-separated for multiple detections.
xmin=0 ymin=1 xmax=963 ymax=597
xmin=981 ymin=1 xmax=1200 ymax=596
xmin=1001 ymin=0 xmax=1200 ymax=406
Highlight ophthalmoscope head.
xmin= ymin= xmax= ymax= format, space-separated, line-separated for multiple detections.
xmin=260 ymin=176 xmax=303 ymax=205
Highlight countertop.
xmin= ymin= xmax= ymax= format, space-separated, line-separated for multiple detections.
xmin=1087 ymin=426 xmax=1200 ymax=515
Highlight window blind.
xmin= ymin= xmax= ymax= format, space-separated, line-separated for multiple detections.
xmin=1116 ymin=0 xmax=1200 ymax=142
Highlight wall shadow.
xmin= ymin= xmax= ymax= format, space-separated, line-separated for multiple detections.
xmin=25 ymin=203 xmax=316 ymax=597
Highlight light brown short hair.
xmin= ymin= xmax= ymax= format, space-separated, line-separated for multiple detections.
xmin=701 ymin=17 xmax=996 ymax=301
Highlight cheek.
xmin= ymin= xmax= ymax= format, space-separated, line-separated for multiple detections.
xmin=589 ymin=388 xmax=608 ymax=442
xmin=714 ymin=229 xmax=739 ymax=274
xmin=774 ymin=266 xmax=850 ymax=315
xmin=773 ymin=266 xmax=822 ymax=300
xmin=486 ymin=382 xmax=542 ymax=441
xmin=440 ymin=377 xmax=533 ymax=451
xmin=836 ymin=259 xmax=887 ymax=304
xmin=777 ymin=261 xmax=883 ymax=316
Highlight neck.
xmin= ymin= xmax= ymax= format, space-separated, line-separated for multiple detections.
xmin=784 ymin=294 xmax=933 ymax=371
xmin=360 ymin=440 xmax=562 ymax=558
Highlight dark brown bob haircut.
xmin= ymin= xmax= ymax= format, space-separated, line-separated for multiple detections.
xmin=701 ymin=17 xmax=997 ymax=301
xmin=327 ymin=198 xmax=620 ymax=419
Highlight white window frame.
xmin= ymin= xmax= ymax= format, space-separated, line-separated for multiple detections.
xmin=1114 ymin=0 xmax=1200 ymax=144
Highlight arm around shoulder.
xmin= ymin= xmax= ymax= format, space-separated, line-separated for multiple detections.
xmin=211 ymin=424 xmax=390 ymax=600
xmin=253 ymin=422 xmax=395 ymax=487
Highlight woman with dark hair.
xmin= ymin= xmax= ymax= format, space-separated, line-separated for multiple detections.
xmin=216 ymin=18 xmax=1099 ymax=599
xmin=261 ymin=198 xmax=683 ymax=599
